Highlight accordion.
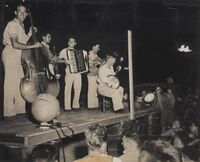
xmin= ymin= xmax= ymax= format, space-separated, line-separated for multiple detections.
xmin=66 ymin=49 xmax=89 ymax=74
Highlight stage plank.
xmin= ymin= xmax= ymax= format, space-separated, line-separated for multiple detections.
xmin=0 ymin=108 xmax=156 ymax=147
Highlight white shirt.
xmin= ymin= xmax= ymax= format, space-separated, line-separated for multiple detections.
xmin=58 ymin=48 xmax=71 ymax=74
xmin=3 ymin=18 xmax=30 ymax=46
xmin=98 ymin=64 xmax=115 ymax=84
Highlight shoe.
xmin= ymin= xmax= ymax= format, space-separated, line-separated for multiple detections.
xmin=64 ymin=109 xmax=72 ymax=112
xmin=87 ymin=108 xmax=99 ymax=112
xmin=72 ymin=108 xmax=81 ymax=112
xmin=115 ymin=109 xmax=126 ymax=113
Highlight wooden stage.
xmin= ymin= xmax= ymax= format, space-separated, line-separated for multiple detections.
xmin=0 ymin=108 xmax=157 ymax=148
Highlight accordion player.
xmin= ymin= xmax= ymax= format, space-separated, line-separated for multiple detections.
xmin=66 ymin=49 xmax=89 ymax=74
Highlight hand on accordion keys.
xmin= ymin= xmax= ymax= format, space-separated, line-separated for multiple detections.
xmin=107 ymin=75 xmax=120 ymax=89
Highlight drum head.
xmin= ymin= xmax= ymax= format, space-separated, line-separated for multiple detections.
xmin=143 ymin=93 xmax=155 ymax=103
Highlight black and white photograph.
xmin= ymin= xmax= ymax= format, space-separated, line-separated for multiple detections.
xmin=0 ymin=0 xmax=200 ymax=162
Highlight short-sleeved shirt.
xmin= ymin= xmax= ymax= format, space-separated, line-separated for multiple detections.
xmin=58 ymin=47 xmax=72 ymax=74
xmin=3 ymin=18 xmax=29 ymax=46
xmin=88 ymin=50 xmax=97 ymax=64
xmin=88 ymin=50 xmax=98 ymax=76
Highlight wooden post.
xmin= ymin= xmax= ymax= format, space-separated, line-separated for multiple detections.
xmin=128 ymin=30 xmax=135 ymax=120
xmin=0 ymin=0 xmax=5 ymax=120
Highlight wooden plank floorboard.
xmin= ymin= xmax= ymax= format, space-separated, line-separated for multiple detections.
xmin=0 ymin=108 xmax=157 ymax=147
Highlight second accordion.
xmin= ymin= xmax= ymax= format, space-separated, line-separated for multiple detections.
xmin=66 ymin=49 xmax=89 ymax=74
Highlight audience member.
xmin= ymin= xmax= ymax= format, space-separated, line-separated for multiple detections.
xmin=184 ymin=121 xmax=200 ymax=161
xmin=119 ymin=132 xmax=141 ymax=162
xmin=29 ymin=144 xmax=58 ymax=162
xmin=74 ymin=124 xmax=121 ymax=162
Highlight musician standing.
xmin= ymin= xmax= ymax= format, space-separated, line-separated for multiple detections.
xmin=87 ymin=44 xmax=102 ymax=109
xmin=2 ymin=4 xmax=41 ymax=117
xmin=97 ymin=53 xmax=125 ymax=112
xmin=41 ymin=32 xmax=51 ymax=49
xmin=58 ymin=37 xmax=81 ymax=111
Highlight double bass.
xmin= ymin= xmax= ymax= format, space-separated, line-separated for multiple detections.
xmin=20 ymin=8 xmax=60 ymax=103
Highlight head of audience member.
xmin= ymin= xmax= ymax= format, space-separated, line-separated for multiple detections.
xmin=84 ymin=124 xmax=107 ymax=156
xmin=105 ymin=52 xmax=118 ymax=66
xmin=122 ymin=131 xmax=140 ymax=154
xmin=167 ymin=89 xmax=173 ymax=94
xmin=142 ymin=90 xmax=147 ymax=97
xmin=15 ymin=3 xmax=28 ymax=23
xmin=155 ymin=87 xmax=162 ymax=95
xmin=139 ymin=150 xmax=156 ymax=162
xmin=142 ymin=140 xmax=181 ymax=162
xmin=189 ymin=121 xmax=199 ymax=138
xmin=166 ymin=77 xmax=174 ymax=84
xmin=30 ymin=144 xmax=57 ymax=162
xmin=68 ymin=37 xmax=77 ymax=49
xmin=92 ymin=44 xmax=100 ymax=54
xmin=42 ymin=32 xmax=52 ymax=44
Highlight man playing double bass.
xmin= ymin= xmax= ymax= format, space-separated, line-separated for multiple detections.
xmin=2 ymin=4 xmax=41 ymax=117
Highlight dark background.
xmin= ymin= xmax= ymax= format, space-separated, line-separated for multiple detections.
xmin=0 ymin=0 xmax=200 ymax=118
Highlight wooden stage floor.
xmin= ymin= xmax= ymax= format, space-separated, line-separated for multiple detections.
xmin=0 ymin=108 xmax=156 ymax=147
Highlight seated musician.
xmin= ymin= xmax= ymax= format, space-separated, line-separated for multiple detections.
xmin=87 ymin=43 xmax=102 ymax=110
xmin=97 ymin=52 xmax=125 ymax=113
xmin=58 ymin=37 xmax=81 ymax=111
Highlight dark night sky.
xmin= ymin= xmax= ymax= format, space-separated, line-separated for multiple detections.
xmin=0 ymin=0 xmax=199 ymax=113
xmin=1 ymin=0 xmax=199 ymax=84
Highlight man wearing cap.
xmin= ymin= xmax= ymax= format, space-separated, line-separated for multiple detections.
xmin=97 ymin=52 xmax=124 ymax=112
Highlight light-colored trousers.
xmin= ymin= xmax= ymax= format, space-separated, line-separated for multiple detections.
xmin=64 ymin=73 xmax=81 ymax=110
xmin=2 ymin=46 xmax=25 ymax=117
xmin=98 ymin=83 xmax=124 ymax=111
xmin=87 ymin=75 xmax=99 ymax=108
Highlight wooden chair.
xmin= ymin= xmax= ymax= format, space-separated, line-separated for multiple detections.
xmin=98 ymin=95 xmax=113 ymax=113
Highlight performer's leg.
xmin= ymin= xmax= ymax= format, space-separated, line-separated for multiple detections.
xmin=15 ymin=58 xmax=25 ymax=114
xmin=111 ymin=86 xmax=124 ymax=111
xmin=2 ymin=49 xmax=17 ymax=117
xmin=72 ymin=74 xmax=81 ymax=109
xmin=98 ymin=84 xmax=124 ymax=111
xmin=87 ymin=75 xmax=99 ymax=108
xmin=64 ymin=74 xmax=73 ymax=110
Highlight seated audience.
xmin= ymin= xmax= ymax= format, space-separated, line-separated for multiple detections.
xmin=138 ymin=150 xmax=156 ymax=162
xmin=161 ymin=120 xmax=186 ymax=151
xmin=142 ymin=139 xmax=182 ymax=162
xmin=74 ymin=124 xmax=122 ymax=162
xmin=119 ymin=132 xmax=141 ymax=162
xmin=184 ymin=121 xmax=200 ymax=161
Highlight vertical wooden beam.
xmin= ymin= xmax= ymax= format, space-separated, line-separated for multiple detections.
xmin=196 ymin=2 xmax=200 ymax=87
xmin=0 ymin=0 xmax=6 ymax=120
xmin=128 ymin=30 xmax=135 ymax=120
